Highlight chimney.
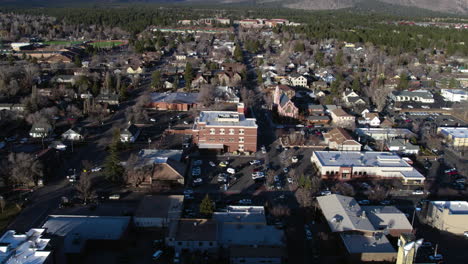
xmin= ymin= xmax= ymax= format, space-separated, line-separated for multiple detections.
xmin=237 ymin=103 xmax=245 ymax=114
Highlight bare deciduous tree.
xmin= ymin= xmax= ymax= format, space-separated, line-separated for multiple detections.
xmin=75 ymin=173 xmax=95 ymax=204
xmin=7 ymin=153 xmax=43 ymax=187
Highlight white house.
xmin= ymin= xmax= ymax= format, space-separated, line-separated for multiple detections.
xmin=61 ymin=128 xmax=84 ymax=141
xmin=386 ymin=138 xmax=420 ymax=155
xmin=127 ymin=66 xmax=144 ymax=75
xmin=343 ymin=90 xmax=366 ymax=105
xmin=120 ymin=124 xmax=141 ymax=143
xmin=358 ymin=112 xmax=381 ymax=127
xmin=288 ymin=75 xmax=308 ymax=88
xmin=441 ymin=89 xmax=468 ymax=102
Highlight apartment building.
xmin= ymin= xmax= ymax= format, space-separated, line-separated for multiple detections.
xmin=330 ymin=108 xmax=355 ymax=128
xmin=311 ymin=151 xmax=425 ymax=184
xmin=323 ymin=128 xmax=361 ymax=151
xmin=425 ymin=201 xmax=468 ymax=235
xmin=192 ymin=103 xmax=258 ymax=153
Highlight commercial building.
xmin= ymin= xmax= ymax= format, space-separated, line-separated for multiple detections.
xmin=437 ymin=127 xmax=468 ymax=148
xmin=42 ymin=215 xmax=130 ymax=256
xmin=316 ymin=195 xmax=397 ymax=262
xmin=192 ymin=103 xmax=258 ymax=153
xmin=0 ymin=229 xmax=51 ymax=264
xmin=167 ymin=206 xmax=286 ymax=263
xmin=149 ymin=92 xmax=199 ymax=111
xmin=361 ymin=206 xmax=413 ymax=237
xmin=355 ymin=128 xmax=416 ymax=141
xmin=392 ymin=90 xmax=435 ymax=103
xmin=385 ymin=138 xmax=420 ymax=155
xmin=134 ymin=195 xmax=184 ymax=228
xmin=441 ymin=89 xmax=468 ymax=102
xmin=323 ymin=128 xmax=362 ymax=151
xmin=311 ymin=151 xmax=425 ymax=184
xmin=424 ymin=201 xmax=468 ymax=235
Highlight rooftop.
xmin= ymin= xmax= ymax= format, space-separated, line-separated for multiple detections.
xmin=316 ymin=194 xmax=376 ymax=233
xmin=135 ymin=195 xmax=184 ymax=219
xmin=196 ymin=111 xmax=257 ymax=128
xmin=362 ymin=206 xmax=413 ymax=231
xmin=356 ymin=128 xmax=416 ymax=136
xmin=331 ymin=108 xmax=353 ymax=117
xmin=0 ymin=229 xmax=51 ymax=264
xmin=213 ymin=206 xmax=266 ymax=223
xmin=150 ymin=92 xmax=199 ymax=104
xmin=218 ymin=222 xmax=284 ymax=246
xmin=431 ymin=201 xmax=468 ymax=214
xmin=173 ymin=219 xmax=218 ymax=241
xmin=229 ymin=246 xmax=286 ymax=258
xmin=313 ymin=151 xmax=412 ymax=168
xmin=340 ymin=233 xmax=395 ymax=253
xmin=137 ymin=149 xmax=183 ymax=166
xmin=42 ymin=215 xmax=130 ymax=253
xmin=323 ymin=128 xmax=361 ymax=147
xmin=439 ymin=127 xmax=468 ymax=139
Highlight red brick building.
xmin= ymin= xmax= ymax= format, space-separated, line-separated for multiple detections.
xmin=149 ymin=92 xmax=199 ymax=111
xmin=192 ymin=103 xmax=258 ymax=153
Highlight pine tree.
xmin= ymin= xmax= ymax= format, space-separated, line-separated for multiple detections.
xmin=234 ymin=44 xmax=243 ymax=62
xmin=104 ymin=129 xmax=124 ymax=183
xmin=352 ymin=78 xmax=360 ymax=92
xmin=151 ymin=70 xmax=162 ymax=89
xmin=199 ymin=194 xmax=214 ymax=217
xmin=184 ymin=63 xmax=194 ymax=90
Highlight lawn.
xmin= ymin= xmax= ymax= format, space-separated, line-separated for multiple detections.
xmin=43 ymin=40 xmax=84 ymax=46
xmin=90 ymin=40 xmax=125 ymax=48
xmin=0 ymin=203 xmax=22 ymax=232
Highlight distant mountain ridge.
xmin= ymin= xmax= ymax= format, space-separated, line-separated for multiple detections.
xmin=0 ymin=0 xmax=467 ymax=15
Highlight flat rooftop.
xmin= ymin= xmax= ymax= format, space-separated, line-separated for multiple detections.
xmin=356 ymin=128 xmax=416 ymax=136
xmin=196 ymin=111 xmax=257 ymax=127
xmin=135 ymin=195 xmax=184 ymax=218
xmin=362 ymin=206 xmax=413 ymax=231
xmin=0 ymin=229 xmax=51 ymax=264
xmin=439 ymin=127 xmax=468 ymax=139
xmin=137 ymin=149 xmax=183 ymax=166
xmin=340 ymin=233 xmax=396 ymax=254
xmin=431 ymin=201 xmax=468 ymax=214
xmin=213 ymin=206 xmax=266 ymax=223
xmin=218 ymin=222 xmax=284 ymax=246
xmin=313 ymin=151 xmax=412 ymax=168
xmin=316 ymin=194 xmax=376 ymax=233
xmin=150 ymin=92 xmax=199 ymax=104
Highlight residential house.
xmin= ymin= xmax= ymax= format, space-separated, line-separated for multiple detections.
xmin=358 ymin=112 xmax=381 ymax=127
xmin=288 ymin=75 xmax=308 ymax=88
xmin=330 ymin=108 xmax=355 ymax=128
xmin=192 ymin=103 xmax=257 ymax=153
xmin=424 ymin=201 xmax=468 ymax=236
xmin=135 ymin=149 xmax=186 ymax=186
xmin=167 ymin=219 xmax=219 ymax=253
xmin=29 ymin=123 xmax=52 ymax=138
xmin=437 ymin=127 xmax=468 ymax=148
xmin=120 ymin=124 xmax=140 ymax=143
xmin=323 ymin=128 xmax=361 ymax=151
xmin=55 ymin=75 xmax=76 ymax=85
xmin=214 ymin=86 xmax=240 ymax=103
xmin=316 ymin=195 xmax=397 ymax=263
xmin=217 ymin=71 xmax=242 ymax=86
xmin=441 ymin=89 xmax=468 ymax=102
xmin=96 ymin=94 xmax=119 ymax=105
xmin=311 ymin=151 xmax=425 ymax=184
xmin=191 ymin=74 xmax=208 ymax=88
xmin=386 ymin=138 xmax=420 ymax=155
xmin=342 ymin=90 xmax=366 ymax=106
xmin=221 ymin=63 xmax=246 ymax=73
xmin=392 ymin=90 xmax=435 ymax=103
xmin=149 ymin=92 xmax=199 ymax=111
xmin=134 ymin=195 xmax=184 ymax=228
xmin=175 ymin=54 xmax=187 ymax=61
xmin=126 ymin=66 xmax=144 ymax=75
xmin=61 ymin=128 xmax=85 ymax=141
xmin=0 ymin=103 xmax=26 ymax=112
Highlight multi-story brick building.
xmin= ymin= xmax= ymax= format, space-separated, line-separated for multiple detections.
xmin=192 ymin=103 xmax=258 ymax=153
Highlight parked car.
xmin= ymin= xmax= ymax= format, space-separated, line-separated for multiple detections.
xmin=219 ymin=161 xmax=229 ymax=167
xmin=358 ymin=200 xmax=370 ymax=205
xmin=287 ymin=177 xmax=293 ymax=184
xmin=209 ymin=161 xmax=216 ymax=167
xmin=173 ymin=252 xmax=180 ymax=263
xmin=249 ymin=160 xmax=262 ymax=165
xmin=152 ymin=250 xmax=163 ymax=260
xmin=192 ymin=167 xmax=201 ymax=176
xmin=380 ymin=200 xmax=392 ymax=205
xmin=238 ymin=199 xmax=252 ymax=205
xmin=283 ymin=167 xmax=289 ymax=173
xmin=412 ymin=190 xmax=424 ymax=195
xmin=91 ymin=167 xmax=102 ymax=172
xmin=320 ymin=190 xmax=332 ymax=196
xmin=183 ymin=189 xmax=194 ymax=195
xmin=429 ymin=254 xmax=443 ymax=261
xmin=226 ymin=168 xmax=236 ymax=174
xmin=193 ymin=160 xmax=203 ymax=166
xmin=252 ymin=172 xmax=265 ymax=179
xmin=218 ymin=174 xmax=228 ymax=183
xmin=109 ymin=194 xmax=120 ymax=200
xmin=261 ymin=145 xmax=267 ymax=154
xmin=193 ymin=178 xmax=203 ymax=186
